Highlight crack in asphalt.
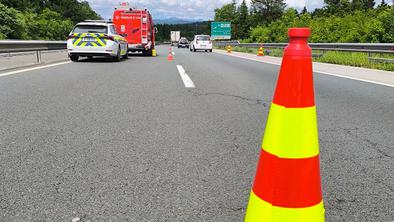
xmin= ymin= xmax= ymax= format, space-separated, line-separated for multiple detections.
xmin=191 ymin=91 xmax=267 ymax=107
xmin=53 ymin=160 xmax=77 ymax=195
xmin=344 ymin=129 xmax=393 ymax=159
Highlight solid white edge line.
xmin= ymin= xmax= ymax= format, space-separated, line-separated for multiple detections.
xmin=314 ymin=71 xmax=394 ymax=88
xmin=176 ymin=65 xmax=195 ymax=88
xmin=0 ymin=61 xmax=72 ymax=78
xmin=215 ymin=51 xmax=394 ymax=88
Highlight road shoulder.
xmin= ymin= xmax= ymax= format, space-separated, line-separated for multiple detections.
xmin=214 ymin=49 xmax=394 ymax=88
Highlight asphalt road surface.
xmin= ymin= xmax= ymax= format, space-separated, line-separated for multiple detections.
xmin=1 ymin=46 xmax=393 ymax=221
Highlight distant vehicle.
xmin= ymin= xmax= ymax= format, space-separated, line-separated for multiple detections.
xmin=178 ymin=37 xmax=189 ymax=48
xmin=190 ymin=35 xmax=213 ymax=52
xmin=171 ymin=31 xmax=181 ymax=46
xmin=67 ymin=21 xmax=129 ymax=62
xmin=113 ymin=2 xmax=156 ymax=56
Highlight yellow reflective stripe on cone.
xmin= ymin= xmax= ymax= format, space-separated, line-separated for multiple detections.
xmin=245 ymin=191 xmax=325 ymax=222
xmin=262 ymin=103 xmax=319 ymax=159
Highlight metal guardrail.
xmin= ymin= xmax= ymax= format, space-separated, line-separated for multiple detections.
xmin=214 ymin=42 xmax=394 ymax=54
xmin=0 ymin=40 xmax=67 ymax=63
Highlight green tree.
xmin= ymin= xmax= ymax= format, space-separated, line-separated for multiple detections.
xmin=323 ymin=0 xmax=351 ymax=15
xmin=301 ymin=6 xmax=308 ymax=14
xmin=32 ymin=9 xmax=74 ymax=40
xmin=351 ymin=0 xmax=375 ymax=10
xmin=236 ymin=0 xmax=250 ymax=39
xmin=214 ymin=1 xmax=237 ymax=22
xmin=251 ymin=0 xmax=286 ymax=24
xmin=0 ymin=0 xmax=43 ymax=11
xmin=0 ymin=0 xmax=101 ymax=39
xmin=379 ymin=0 xmax=388 ymax=7
xmin=0 ymin=3 xmax=26 ymax=39
xmin=45 ymin=0 xmax=101 ymax=23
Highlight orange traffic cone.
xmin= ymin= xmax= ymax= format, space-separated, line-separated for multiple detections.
xmin=257 ymin=46 xmax=264 ymax=56
xmin=167 ymin=51 xmax=173 ymax=61
xmin=227 ymin=45 xmax=232 ymax=53
xmin=244 ymin=28 xmax=325 ymax=222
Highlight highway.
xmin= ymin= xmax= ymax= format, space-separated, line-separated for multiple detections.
xmin=1 ymin=46 xmax=393 ymax=221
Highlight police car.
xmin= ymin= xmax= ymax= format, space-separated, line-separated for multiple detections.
xmin=67 ymin=21 xmax=129 ymax=62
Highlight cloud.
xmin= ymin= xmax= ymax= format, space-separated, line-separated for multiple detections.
xmin=85 ymin=0 xmax=389 ymax=20
xmin=86 ymin=0 xmax=231 ymax=20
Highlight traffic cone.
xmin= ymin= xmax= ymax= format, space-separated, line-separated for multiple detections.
xmin=227 ymin=45 xmax=232 ymax=53
xmin=167 ymin=51 xmax=173 ymax=61
xmin=244 ymin=28 xmax=325 ymax=222
xmin=152 ymin=49 xmax=157 ymax=57
xmin=257 ymin=46 xmax=264 ymax=56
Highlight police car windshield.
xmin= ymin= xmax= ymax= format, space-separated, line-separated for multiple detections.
xmin=73 ymin=25 xmax=107 ymax=34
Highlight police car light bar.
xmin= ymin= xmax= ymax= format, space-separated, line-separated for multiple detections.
xmin=84 ymin=20 xmax=112 ymax=23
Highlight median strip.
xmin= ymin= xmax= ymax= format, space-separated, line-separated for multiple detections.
xmin=176 ymin=65 xmax=195 ymax=88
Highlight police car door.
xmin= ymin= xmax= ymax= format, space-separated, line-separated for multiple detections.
xmin=110 ymin=25 xmax=127 ymax=55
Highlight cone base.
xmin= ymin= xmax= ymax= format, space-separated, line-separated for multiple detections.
xmin=245 ymin=192 xmax=325 ymax=222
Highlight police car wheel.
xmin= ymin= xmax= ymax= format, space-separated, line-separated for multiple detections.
xmin=113 ymin=46 xmax=121 ymax=62
xmin=122 ymin=47 xmax=129 ymax=59
xmin=70 ymin=55 xmax=78 ymax=62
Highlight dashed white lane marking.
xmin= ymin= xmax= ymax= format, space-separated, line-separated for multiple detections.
xmin=71 ymin=217 xmax=80 ymax=222
xmin=0 ymin=61 xmax=71 ymax=78
xmin=176 ymin=65 xmax=195 ymax=88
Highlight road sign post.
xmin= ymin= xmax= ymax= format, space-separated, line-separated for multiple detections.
xmin=211 ymin=22 xmax=231 ymax=40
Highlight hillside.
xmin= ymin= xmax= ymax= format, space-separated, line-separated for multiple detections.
xmin=154 ymin=17 xmax=203 ymax=25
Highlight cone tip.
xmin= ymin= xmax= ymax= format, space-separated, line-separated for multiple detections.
xmin=288 ymin=28 xmax=311 ymax=38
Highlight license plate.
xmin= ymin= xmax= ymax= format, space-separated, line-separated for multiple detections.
xmin=201 ymin=45 xmax=206 ymax=47
xmin=82 ymin=38 xmax=95 ymax=42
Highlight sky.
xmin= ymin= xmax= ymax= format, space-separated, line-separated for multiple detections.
xmin=85 ymin=0 xmax=388 ymax=20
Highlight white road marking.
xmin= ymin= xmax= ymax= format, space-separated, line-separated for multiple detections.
xmin=315 ymin=71 xmax=394 ymax=88
xmin=0 ymin=61 xmax=71 ymax=78
xmin=176 ymin=65 xmax=195 ymax=88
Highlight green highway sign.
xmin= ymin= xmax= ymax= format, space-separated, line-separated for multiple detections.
xmin=211 ymin=22 xmax=231 ymax=40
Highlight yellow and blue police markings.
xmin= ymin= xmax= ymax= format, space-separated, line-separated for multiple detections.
xmin=72 ymin=33 xmax=111 ymax=47
xmin=71 ymin=33 xmax=127 ymax=55
xmin=72 ymin=33 xmax=128 ymax=53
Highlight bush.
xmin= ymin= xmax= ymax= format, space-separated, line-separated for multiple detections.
xmin=0 ymin=3 xmax=25 ymax=39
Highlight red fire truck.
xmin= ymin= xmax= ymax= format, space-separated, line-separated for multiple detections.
xmin=113 ymin=2 xmax=156 ymax=56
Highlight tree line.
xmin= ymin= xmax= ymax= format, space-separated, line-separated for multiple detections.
xmin=214 ymin=0 xmax=393 ymax=43
xmin=0 ymin=0 xmax=100 ymax=40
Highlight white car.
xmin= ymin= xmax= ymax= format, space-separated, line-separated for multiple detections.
xmin=67 ymin=21 xmax=128 ymax=62
xmin=190 ymin=35 xmax=213 ymax=52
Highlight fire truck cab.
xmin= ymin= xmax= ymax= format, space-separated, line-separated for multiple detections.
xmin=113 ymin=2 xmax=155 ymax=56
